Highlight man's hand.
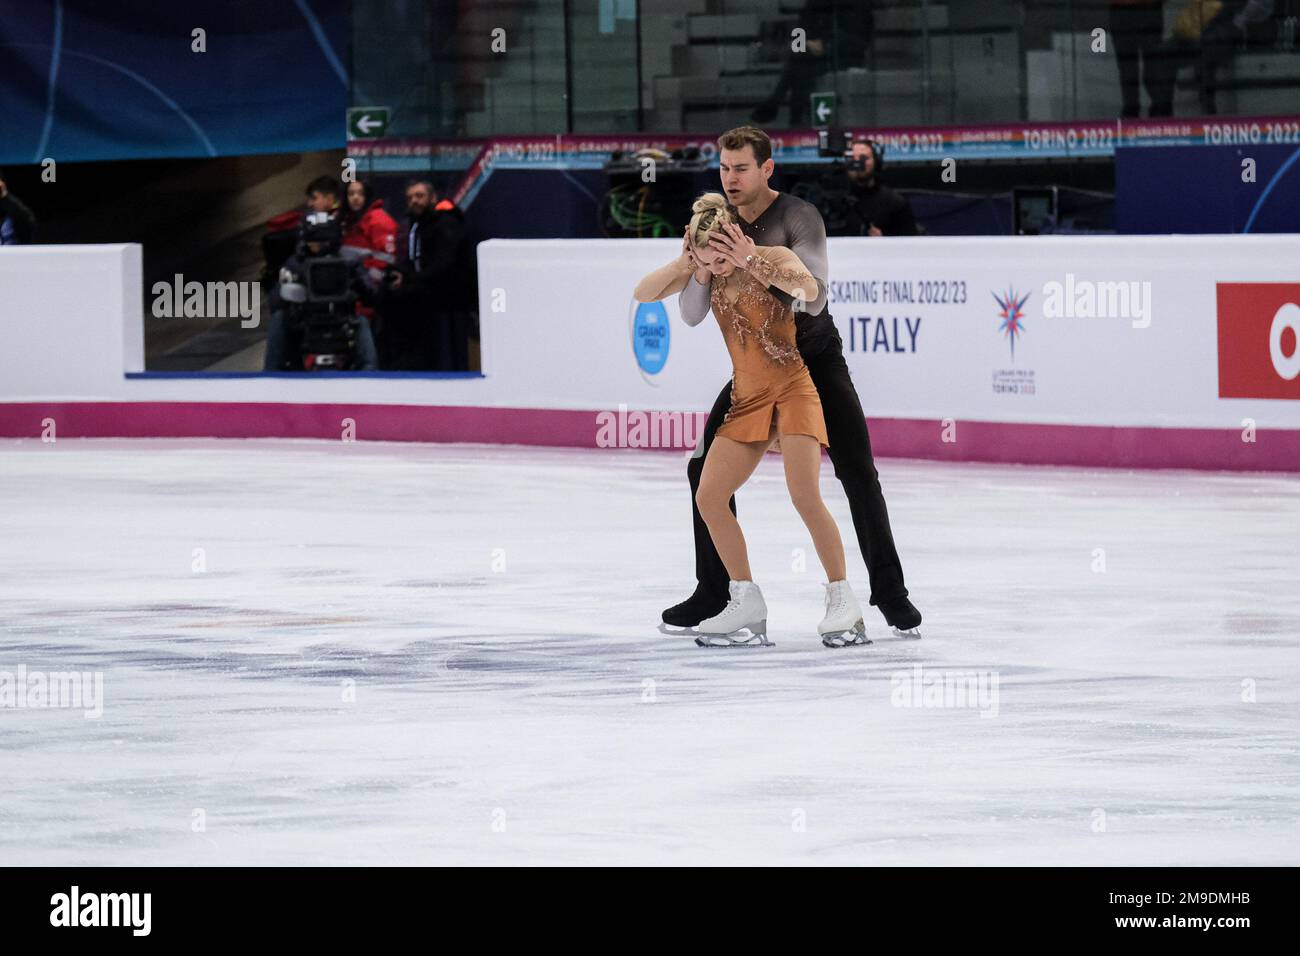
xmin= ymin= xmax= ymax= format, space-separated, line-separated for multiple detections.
xmin=708 ymin=222 xmax=758 ymax=270
xmin=867 ymin=224 xmax=883 ymax=238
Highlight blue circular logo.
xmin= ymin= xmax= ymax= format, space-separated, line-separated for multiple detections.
xmin=631 ymin=300 xmax=670 ymax=377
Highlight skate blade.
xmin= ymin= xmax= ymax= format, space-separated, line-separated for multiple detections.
xmin=694 ymin=630 xmax=773 ymax=648
xmin=657 ymin=622 xmax=700 ymax=636
xmin=821 ymin=620 xmax=870 ymax=648
xmin=890 ymin=627 xmax=923 ymax=640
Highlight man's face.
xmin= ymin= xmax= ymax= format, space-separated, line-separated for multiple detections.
xmin=346 ymin=182 xmax=366 ymax=212
xmin=307 ymin=190 xmax=338 ymax=213
xmin=306 ymin=241 xmax=325 ymax=255
xmin=406 ymin=185 xmax=432 ymax=217
xmin=848 ymin=143 xmax=875 ymax=183
xmin=719 ymin=146 xmax=771 ymax=207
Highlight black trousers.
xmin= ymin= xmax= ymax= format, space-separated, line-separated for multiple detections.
xmin=377 ymin=300 xmax=472 ymax=371
xmin=685 ymin=328 xmax=908 ymax=608
xmin=765 ymin=53 xmax=828 ymax=125
xmin=1146 ymin=20 xmax=1238 ymax=118
xmin=1109 ymin=3 xmax=1167 ymax=117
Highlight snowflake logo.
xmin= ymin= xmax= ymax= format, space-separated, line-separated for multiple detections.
xmin=993 ymin=288 xmax=1031 ymax=361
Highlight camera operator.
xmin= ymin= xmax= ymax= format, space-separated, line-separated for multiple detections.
xmin=305 ymin=175 xmax=342 ymax=215
xmin=263 ymin=211 xmax=380 ymax=371
xmin=826 ymin=138 xmax=919 ymax=238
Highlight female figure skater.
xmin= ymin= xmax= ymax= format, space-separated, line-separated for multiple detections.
xmin=633 ymin=193 xmax=867 ymax=648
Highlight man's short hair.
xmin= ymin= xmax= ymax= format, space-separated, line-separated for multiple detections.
xmin=305 ymin=175 xmax=342 ymax=199
xmin=717 ymin=126 xmax=773 ymax=165
xmin=851 ymin=137 xmax=882 ymax=165
xmin=405 ymin=178 xmax=435 ymax=194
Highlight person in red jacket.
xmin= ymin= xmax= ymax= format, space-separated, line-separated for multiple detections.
xmin=338 ymin=178 xmax=397 ymax=353
xmin=340 ymin=180 xmax=399 ymax=332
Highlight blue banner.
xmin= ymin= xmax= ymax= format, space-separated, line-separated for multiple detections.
xmin=0 ymin=0 xmax=348 ymax=164
xmin=1116 ymin=142 xmax=1300 ymax=234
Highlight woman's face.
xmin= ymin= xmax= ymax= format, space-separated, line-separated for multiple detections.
xmin=693 ymin=236 xmax=736 ymax=277
xmin=347 ymin=182 xmax=366 ymax=211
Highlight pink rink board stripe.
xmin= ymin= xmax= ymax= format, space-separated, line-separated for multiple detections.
xmin=1 ymin=401 xmax=1297 ymax=472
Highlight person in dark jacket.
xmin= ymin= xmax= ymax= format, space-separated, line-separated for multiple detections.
xmin=752 ymin=0 xmax=873 ymax=126
xmin=1146 ymin=0 xmax=1276 ymax=116
xmin=0 ymin=169 xmax=36 ymax=245
xmin=1108 ymin=0 xmax=1167 ymax=118
xmin=382 ymin=179 xmax=472 ymax=370
xmin=839 ymin=139 xmax=918 ymax=237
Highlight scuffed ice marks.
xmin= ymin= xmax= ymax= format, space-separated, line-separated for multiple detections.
xmin=0 ymin=439 xmax=1297 ymax=865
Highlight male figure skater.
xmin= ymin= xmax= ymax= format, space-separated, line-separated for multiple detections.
xmin=663 ymin=126 xmax=923 ymax=636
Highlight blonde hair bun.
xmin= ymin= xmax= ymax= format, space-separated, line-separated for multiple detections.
xmin=688 ymin=192 xmax=734 ymax=246
xmin=691 ymin=192 xmax=729 ymax=216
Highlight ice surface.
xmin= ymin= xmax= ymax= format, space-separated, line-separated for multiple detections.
xmin=1 ymin=438 xmax=1297 ymax=865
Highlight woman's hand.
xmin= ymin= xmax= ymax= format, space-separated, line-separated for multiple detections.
xmin=683 ymin=226 xmax=711 ymax=283
xmin=708 ymin=222 xmax=758 ymax=270
xmin=681 ymin=226 xmax=697 ymax=267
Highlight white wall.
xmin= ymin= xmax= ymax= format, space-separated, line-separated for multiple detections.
xmin=3 ymin=237 xmax=1299 ymax=436
xmin=1 ymin=244 xmax=142 ymax=397
xmin=477 ymin=234 xmax=1300 ymax=431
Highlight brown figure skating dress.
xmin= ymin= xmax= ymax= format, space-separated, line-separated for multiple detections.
xmin=634 ymin=245 xmax=829 ymax=448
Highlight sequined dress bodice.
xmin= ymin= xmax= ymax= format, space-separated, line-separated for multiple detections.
xmin=709 ymin=268 xmax=804 ymax=381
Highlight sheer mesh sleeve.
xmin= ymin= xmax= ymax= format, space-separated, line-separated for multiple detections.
xmin=781 ymin=201 xmax=829 ymax=315
xmin=748 ymin=247 xmax=817 ymax=305
xmin=676 ymin=269 xmax=711 ymax=327
xmin=633 ymin=254 xmax=693 ymax=303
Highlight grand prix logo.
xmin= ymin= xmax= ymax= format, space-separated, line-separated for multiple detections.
xmin=993 ymin=288 xmax=1031 ymax=361
xmin=630 ymin=299 xmax=670 ymax=385
xmin=1216 ymin=283 xmax=1300 ymax=400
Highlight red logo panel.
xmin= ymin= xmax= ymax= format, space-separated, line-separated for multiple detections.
xmin=1216 ymin=283 xmax=1300 ymax=400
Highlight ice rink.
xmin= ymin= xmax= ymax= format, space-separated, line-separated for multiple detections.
xmin=1 ymin=437 xmax=1297 ymax=865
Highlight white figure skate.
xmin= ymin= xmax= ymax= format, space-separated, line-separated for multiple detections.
xmin=695 ymin=580 xmax=772 ymax=647
xmin=819 ymin=580 xmax=870 ymax=647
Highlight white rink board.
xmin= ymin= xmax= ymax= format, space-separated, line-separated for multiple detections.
xmin=476 ymin=235 xmax=1300 ymax=429
xmin=2 ymin=237 xmax=1298 ymax=438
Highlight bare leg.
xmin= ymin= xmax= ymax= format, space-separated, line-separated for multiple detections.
xmin=780 ymin=434 xmax=846 ymax=582
xmin=695 ymin=434 xmax=772 ymax=582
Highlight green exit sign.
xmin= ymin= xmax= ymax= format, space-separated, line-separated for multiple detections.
xmin=347 ymin=107 xmax=390 ymax=139
xmin=810 ymin=92 xmax=836 ymax=127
